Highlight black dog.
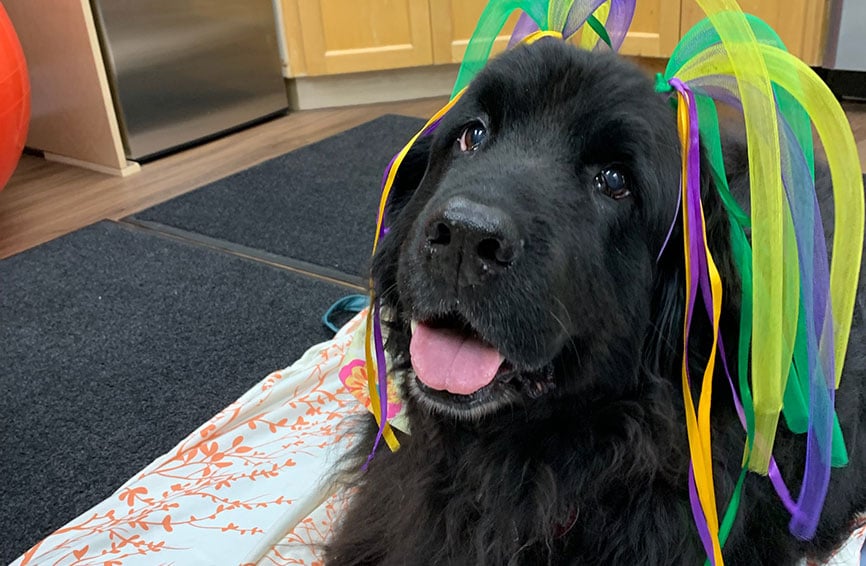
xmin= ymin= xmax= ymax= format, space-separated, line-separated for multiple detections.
xmin=325 ymin=39 xmax=866 ymax=565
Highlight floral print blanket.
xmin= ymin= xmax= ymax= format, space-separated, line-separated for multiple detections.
xmin=13 ymin=311 xmax=865 ymax=565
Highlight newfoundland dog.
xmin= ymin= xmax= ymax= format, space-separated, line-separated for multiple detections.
xmin=325 ymin=39 xmax=866 ymax=565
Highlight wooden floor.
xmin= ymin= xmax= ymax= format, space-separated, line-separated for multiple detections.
xmin=1 ymin=97 xmax=865 ymax=260
xmin=0 ymin=97 xmax=448 ymax=259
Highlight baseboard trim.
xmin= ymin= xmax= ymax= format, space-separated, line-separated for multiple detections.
xmin=286 ymin=57 xmax=667 ymax=111
xmin=44 ymin=152 xmax=141 ymax=177
xmin=823 ymin=69 xmax=866 ymax=102
xmin=288 ymin=65 xmax=460 ymax=110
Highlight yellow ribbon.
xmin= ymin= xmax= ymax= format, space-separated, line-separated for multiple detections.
xmin=676 ymin=91 xmax=725 ymax=566
xmin=365 ymin=93 xmax=466 ymax=452
xmin=689 ymin=0 xmax=786 ymax=474
xmin=676 ymin=45 xmax=866 ymax=392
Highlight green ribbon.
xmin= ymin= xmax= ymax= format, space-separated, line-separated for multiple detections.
xmin=586 ymin=14 xmax=612 ymax=47
xmin=659 ymin=13 xmax=852 ymax=562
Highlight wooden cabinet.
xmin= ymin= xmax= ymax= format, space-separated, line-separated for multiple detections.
xmin=284 ymin=0 xmax=434 ymax=76
xmin=281 ymin=0 xmax=828 ymax=78
xmin=428 ymin=0 xmax=682 ymax=64
xmin=620 ymin=0 xmax=683 ymax=57
xmin=429 ymin=0 xmax=520 ymax=65
xmin=680 ymin=0 xmax=829 ymax=65
xmin=283 ymin=0 xmax=683 ymax=77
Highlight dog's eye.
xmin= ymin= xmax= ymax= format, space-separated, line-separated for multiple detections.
xmin=594 ymin=167 xmax=631 ymax=200
xmin=457 ymin=123 xmax=487 ymax=152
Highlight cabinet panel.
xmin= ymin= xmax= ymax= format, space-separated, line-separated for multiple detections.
xmin=616 ymin=0 xmax=682 ymax=57
xmin=680 ymin=1 xmax=828 ymax=65
xmin=431 ymin=0 xmax=682 ymax=65
xmin=430 ymin=0 xmax=520 ymax=65
xmin=296 ymin=0 xmax=433 ymax=75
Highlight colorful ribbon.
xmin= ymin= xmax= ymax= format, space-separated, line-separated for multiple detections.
xmin=670 ymin=77 xmax=725 ymax=565
xmin=658 ymin=0 xmax=863 ymax=557
xmin=454 ymin=0 xmax=634 ymax=96
xmin=363 ymin=93 xmax=467 ymax=461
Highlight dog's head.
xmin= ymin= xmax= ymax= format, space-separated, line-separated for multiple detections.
xmin=373 ymin=39 xmax=733 ymax=419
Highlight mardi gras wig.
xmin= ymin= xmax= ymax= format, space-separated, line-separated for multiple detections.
xmin=359 ymin=1 xmax=865 ymax=563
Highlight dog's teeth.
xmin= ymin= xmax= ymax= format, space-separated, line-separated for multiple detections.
xmin=410 ymin=320 xmax=418 ymax=334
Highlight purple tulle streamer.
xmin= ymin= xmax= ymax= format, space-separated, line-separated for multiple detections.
xmin=694 ymin=80 xmax=836 ymax=538
xmin=599 ymin=0 xmax=636 ymax=51
xmin=507 ymin=11 xmax=541 ymax=48
xmin=670 ymin=74 xmax=837 ymax=539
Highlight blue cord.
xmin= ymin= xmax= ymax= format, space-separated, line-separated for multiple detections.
xmin=322 ymin=294 xmax=370 ymax=334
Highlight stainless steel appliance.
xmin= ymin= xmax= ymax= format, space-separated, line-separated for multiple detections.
xmin=91 ymin=0 xmax=288 ymax=161
xmin=823 ymin=0 xmax=866 ymax=100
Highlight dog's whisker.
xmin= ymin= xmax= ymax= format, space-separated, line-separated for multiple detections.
xmin=549 ymin=300 xmax=579 ymax=365
xmin=548 ymin=309 xmax=570 ymax=342
xmin=553 ymin=297 xmax=575 ymax=330
xmin=376 ymin=281 xmax=399 ymax=302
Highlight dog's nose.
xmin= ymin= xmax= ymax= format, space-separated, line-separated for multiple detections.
xmin=423 ymin=196 xmax=522 ymax=287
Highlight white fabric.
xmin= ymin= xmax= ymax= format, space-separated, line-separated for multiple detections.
xmin=13 ymin=311 xmax=864 ymax=565
xmin=13 ymin=314 xmax=366 ymax=566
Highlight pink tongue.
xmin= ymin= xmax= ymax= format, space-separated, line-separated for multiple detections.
xmin=409 ymin=323 xmax=504 ymax=395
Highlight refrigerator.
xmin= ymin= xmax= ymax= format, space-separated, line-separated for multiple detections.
xmin=90 ymin=0 xmax=289 ymax=161
xmin=823 ymin=0 xmax=866 ymax=101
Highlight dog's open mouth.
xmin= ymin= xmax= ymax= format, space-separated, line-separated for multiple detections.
xmin=408 ymin=313 xmax=554 ymax=412
xmin=410 ymin=314 xmax=506 ymax=395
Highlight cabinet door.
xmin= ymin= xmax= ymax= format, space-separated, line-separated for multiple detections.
xmin=295 ymin=0 xmax=434 ymax=75
xmin=430 ymin=0 xmax=520 ymax=65
xmin=680 ymin=1 xmax=828 ymax=65
xmin=431 ymin=1 xmax=682 ymax=64
xmin=617 ymin=0 xmax=682 ymax=57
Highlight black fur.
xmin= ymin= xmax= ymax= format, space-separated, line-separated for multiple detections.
xmin=325 ymin=40 xmax=866 ymax=565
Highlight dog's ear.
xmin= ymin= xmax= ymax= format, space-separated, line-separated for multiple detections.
xmin=645 ymin=143 xmax=741 ymax=382
xmin=384 ymin=133 xmax=433 ymax=222
xmin=368 ymin=133 xmax=433 ymax=300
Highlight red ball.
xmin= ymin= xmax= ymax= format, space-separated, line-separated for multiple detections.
xmin=0 ymin=3 xmax=30 ymax=191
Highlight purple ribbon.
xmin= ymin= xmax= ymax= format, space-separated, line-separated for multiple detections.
xmin=689 ymin=466 xmax=715 ymax=562
xmin=361 ymin=302 xmax=389 ymax=471
xmin=691 ymin=79 xmax=836 ymax=539
xmin=364 ymin=119 xmax=446 ymax=468
xmin=669 ymin=77 xmax=718 ymax=564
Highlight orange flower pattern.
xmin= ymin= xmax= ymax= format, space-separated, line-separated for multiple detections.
xmin=12 ymin=310 xmax=864 ymax=565
xmin=12 ymin=313 xmax=369 ymax=566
